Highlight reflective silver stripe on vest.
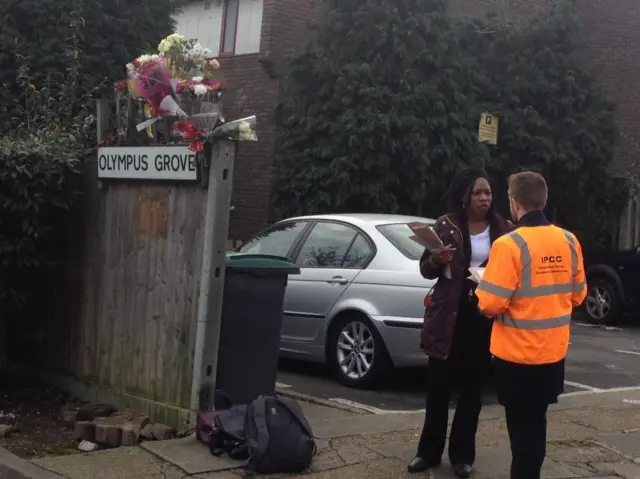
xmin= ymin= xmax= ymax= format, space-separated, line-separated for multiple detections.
xmin=476 ymin=280 xmax=514 ymax=298
xmin=562 ymin=229 xmax=586 ymax=294
xmin=498 ymin=313 xmax=572 ymax=330
xmin=505 ymin=230 xmax=579 ymax=298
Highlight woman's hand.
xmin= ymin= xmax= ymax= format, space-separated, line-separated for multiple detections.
xmin=432 ymin=245 xmax=454 ymax=265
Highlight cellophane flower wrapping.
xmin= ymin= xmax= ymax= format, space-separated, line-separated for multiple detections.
xmin=207 ymin=115 xmax=258 ymax=142
xmin=175 ymin=78 xmax=224 ymax=133
xmin=117 ymin=33 xmax=255 ymax=148
xmin=129 ymin=57 xmax=187 ymax=120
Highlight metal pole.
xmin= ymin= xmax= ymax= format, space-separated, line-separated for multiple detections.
xmin=189 ymin=140 xmax=236 ymax=423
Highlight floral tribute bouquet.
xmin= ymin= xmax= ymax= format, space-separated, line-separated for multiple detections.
xmin=115 ymin=32 xmax=258 ymax=151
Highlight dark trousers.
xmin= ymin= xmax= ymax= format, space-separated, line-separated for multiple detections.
xmin=416 ymin=356 xmax=486 ymax=465
xmin=505 ymin=405 xmax=548 ymax=479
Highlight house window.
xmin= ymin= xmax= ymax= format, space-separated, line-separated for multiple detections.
xmin=173 ymin=0 xmax=262 ymax=56
xmin=221 ymin=0 xmax=240 ymax=55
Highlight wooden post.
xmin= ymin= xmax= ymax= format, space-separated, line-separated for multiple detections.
xmin=96 ymin=100 xmax=111 ymax=190
xmin=190 ymin=140 xmax=237 ymax=421
xmin=96 ymin=99 xmax=110 ymax=145
xmin=126 ymin=96 xmax=134 ymax=143
xmin=115 ymin=91 xmax=122 ymax=144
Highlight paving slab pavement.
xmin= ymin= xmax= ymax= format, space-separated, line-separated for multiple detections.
xmin=0 ymin=446 xmax=66 ymax=479
xmin=5 ymin=389 xmax=640 ymax=479
xmin=141 ymin=435 xmax=243 ymax=475
xmin=32 ymin=447 xmax=184 ymax=479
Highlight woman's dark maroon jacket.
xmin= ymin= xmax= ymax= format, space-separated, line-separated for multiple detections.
xmin=419 ymin=212 xmax=513 ymax=359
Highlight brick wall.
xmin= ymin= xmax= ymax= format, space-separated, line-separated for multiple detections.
xmin=220 ymin=55 xmax=278 ymax=241
xmin=224 ymin=0 xmax=321 ymax=241
xmin=575 ymin=0 xmax=640 ymax=173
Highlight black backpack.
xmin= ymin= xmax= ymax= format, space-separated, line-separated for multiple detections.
xmin=244 ymin=395 xmax=317 ymax=474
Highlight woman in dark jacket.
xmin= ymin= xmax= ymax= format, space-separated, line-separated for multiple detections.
xmin=408 ymin=169 xmax=513 ymax=478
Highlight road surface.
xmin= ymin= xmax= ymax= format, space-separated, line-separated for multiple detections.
xmin=277 ymin=320 xmax=640 ymax=413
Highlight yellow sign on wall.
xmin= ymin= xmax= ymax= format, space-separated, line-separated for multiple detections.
xmin=478 ymin=112 xmax=499 ymax=145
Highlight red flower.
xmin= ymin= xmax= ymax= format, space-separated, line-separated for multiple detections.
xmin=172 ymin=121 xmax=205 ymax=152
xmin=114 ymin=79 xmax=129 ymax=92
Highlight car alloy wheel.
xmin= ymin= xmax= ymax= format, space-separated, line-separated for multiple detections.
xmin=336 ymin=320 xmax=375 ymax=381
xmin=586 ymin=285 xmax=611 ymax=321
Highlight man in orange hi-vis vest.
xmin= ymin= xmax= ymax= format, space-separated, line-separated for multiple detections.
xmin=476 ymin=172 xmax=587 ymax=479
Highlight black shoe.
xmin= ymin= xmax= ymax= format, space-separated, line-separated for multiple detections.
xmin=407 ymin=456 xmax=441 ymax=473
xmin=453 ymin=463 xmax=473 ymax=478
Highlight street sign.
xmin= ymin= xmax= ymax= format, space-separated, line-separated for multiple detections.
xmin=97 ymin=146 xmax=198 ymax=181
xmin=478 ymin=112 xmax=499 ymax=146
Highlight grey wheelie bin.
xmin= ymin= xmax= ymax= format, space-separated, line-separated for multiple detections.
xmin=214 ymin=254 xmax=300 ymax=408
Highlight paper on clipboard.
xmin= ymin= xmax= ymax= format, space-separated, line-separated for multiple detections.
xmin=467 ymin=267 xmax=485 ymax=284
xmin=408 ymin=222 xmax=452 ymax=279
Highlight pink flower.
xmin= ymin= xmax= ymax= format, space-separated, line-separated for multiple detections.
xmin=208 ymin=59 xmax=220 ymax=70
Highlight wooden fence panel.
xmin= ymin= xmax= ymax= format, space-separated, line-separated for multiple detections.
xmin=71 ymin=183 xmax=207 ymax=409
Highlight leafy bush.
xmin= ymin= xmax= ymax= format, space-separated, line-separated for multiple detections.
xmin=0 ymin=23 xmax=92 ymax=304
xmin=0 ymin=0 xmax=180 ymax=133
xmin=273 ymin=0 xmax=486 ymax=219
xmin=461 ymin=2 xmax=631 ymax=247
xmin=274 ymin=0 xmax=630 ymax=247
xmin=0 ymin=131 xmax=83 ymax=301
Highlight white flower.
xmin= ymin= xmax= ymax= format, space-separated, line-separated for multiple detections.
xmin=202 ymin=48 xmax=212 ymax=57
xmin=193 ymin=84 xmax=208 ymax=96
xmin=159 ymin=33 xmax=185 ymax=52
xmin=136 ymin=54 xmax=159 ymax=64
xmin=192 ymin=76 xmax=204 ymax=83
xmin=166 ymin=33 xmax=185 ymax=43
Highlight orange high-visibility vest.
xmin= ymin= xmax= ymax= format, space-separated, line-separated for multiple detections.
xmin=476 ymin=225 xmax=587 ymax=365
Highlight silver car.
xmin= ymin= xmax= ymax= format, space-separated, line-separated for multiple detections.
xmin=238 ymin=213 xmax=437 ymax=388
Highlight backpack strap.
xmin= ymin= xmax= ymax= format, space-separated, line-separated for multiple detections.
xmin=274 ymin=397 xmax=317 ymax=456
xmin=274 ymin=397 xmax=314 ymax=438
xmin=214 ymin=389 xmax=233 ymax=410
xmin=248 ymin=397 xmax=271 ymax=461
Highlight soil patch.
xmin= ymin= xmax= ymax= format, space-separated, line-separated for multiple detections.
xmin=0 ymin=372 xmax=78 ymax=458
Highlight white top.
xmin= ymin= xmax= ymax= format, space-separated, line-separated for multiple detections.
xmin=470 ymin=225 xmax=491 ymax=268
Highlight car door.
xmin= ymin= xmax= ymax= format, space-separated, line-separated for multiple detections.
xmin=282 ymin=221 xmax=375 ymax=343
xmin=616 ymin=248 xmax=640 ymax=309
xmin=238 ymin=220 xmax=311 ymax=259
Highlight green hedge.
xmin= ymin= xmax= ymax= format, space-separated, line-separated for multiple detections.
xmin=0 ymin=129 xmax=82 ymax=302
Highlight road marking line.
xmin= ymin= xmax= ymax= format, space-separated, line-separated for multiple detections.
xmin=561 ymin=385 xmax=640 ymax=397
xmin=598 ymin=386 xmax=640 ymax=393
xmin=614 ymin=349 xmax=640 ymax=356
xmin=563 ymin=380 xmax=603 ymax=392
xmin=328 ymin=398 xmax=424 ymax=415
xmin=275 ymin=382 xmax=292 ymax=389
xmin=572 ymin=321 xmax=599 ymax=328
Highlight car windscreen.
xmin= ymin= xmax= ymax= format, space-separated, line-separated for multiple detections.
xmin=376 ymin=223 xmax=431 ymax=261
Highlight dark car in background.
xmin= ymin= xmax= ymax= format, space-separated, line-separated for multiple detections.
xmin=582 ymin=246 xmax=640 ymax=324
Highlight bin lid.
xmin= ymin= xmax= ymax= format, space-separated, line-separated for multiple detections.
xmin=225 ymin=253 xmax=300 ymax=275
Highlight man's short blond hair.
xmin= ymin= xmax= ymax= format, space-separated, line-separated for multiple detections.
xmin=508 ymin=171 xmax=548 ymax=211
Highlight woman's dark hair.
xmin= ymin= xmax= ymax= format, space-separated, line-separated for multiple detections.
xmin=445 ymin=168 xmax=496 ymax=215
xmin=445 ymin=168 xmax=500 ymax=280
